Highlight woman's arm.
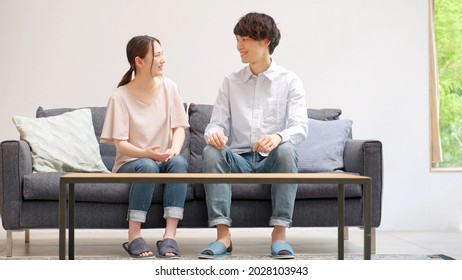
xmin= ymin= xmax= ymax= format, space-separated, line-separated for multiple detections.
xmin=168 ymin=127 xmax=185 ymax=155
xmin=114 ymin=139 xmax=168 ymax=162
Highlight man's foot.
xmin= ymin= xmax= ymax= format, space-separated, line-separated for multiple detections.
xmin=271 ymin=241 xmax=295 ymax=259
xmin=198 ymin=241 xmax=233 ymax=259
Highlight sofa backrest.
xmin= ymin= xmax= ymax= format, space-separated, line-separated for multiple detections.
xmin=36 ymin=104 xmax=344 ymax=173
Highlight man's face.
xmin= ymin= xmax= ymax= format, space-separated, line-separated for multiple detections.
xmin=236 ymin=35 xmax=270 ymax=64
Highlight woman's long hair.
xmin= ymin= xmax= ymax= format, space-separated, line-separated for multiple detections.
xmin=117 ymin=35 xmax=161 ymax=87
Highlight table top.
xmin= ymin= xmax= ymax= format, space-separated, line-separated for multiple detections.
xmin=60 ymin=172 xmax=371 ymax=185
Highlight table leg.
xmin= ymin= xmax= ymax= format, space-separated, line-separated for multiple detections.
xmin=69 ymin=183 xmax=75 ymax=260
xmin=338 ymin=184 xmax=345 ymax=260
xmin=59 ymin=181 xmax=67 ymax=260
xmin=364 ymin=180 xmax=372 ymax=260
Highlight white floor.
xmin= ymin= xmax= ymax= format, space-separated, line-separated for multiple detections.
xmin=1 ymin=227 xmax=461 ymax=260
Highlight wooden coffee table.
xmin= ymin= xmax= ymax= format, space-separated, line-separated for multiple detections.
xmin=58 ymin=173 xmax=372 ymax=260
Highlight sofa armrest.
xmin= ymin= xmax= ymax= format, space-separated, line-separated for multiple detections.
xmin=1 ymin=140 xmax=33 ymax=229
xmin=343 ymin=139 xmax=383 ymax=227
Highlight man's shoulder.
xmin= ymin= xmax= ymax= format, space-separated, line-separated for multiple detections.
xmin=272 ymin=62 xmax=298 ymax=76
xmin=225 ymin=65 xmax=250 ymax=81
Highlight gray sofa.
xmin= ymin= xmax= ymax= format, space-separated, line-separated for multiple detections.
xmin=0 ymin=103 xmax=383 ymax=257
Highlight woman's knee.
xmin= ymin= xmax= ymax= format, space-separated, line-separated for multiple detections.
xmin=135 ymin=158 xmax=159 ymax=173
xmin=167 ymin=155 xmax=188 ymax=173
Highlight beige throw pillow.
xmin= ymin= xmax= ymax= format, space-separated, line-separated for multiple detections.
xmin=12 ymin=108 xmax=109 ymax=173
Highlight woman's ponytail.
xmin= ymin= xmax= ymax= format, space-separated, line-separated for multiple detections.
xmin=117 ymin=68 xmax=133 ymax=87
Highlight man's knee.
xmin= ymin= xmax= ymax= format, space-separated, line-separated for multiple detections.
xmin=203 ymin=145 xmax=226 ymax=163
xmin=273 ymin=142 xmax=296 ymax=160
xmin=203 ymin=144 xmax=223 ymax=159
xmin=203 ymin=145 xmax=228 ymax=172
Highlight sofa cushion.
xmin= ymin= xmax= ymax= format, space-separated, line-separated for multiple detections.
xmin=13 ymin=109 xmax=109 ymax=173
xmin=36 ymin=106 xmax=116 ymax=171
xmin=297 ymin=119 xmax=353 ymax=173
xmin=22 ymin=172 xmax=195 ymax=203
xmin=193 ymin=180 xmax=363 ymax=200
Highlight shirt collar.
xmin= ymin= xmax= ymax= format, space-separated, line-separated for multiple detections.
xmin=242 ymin=60 xmax=279 ymax=81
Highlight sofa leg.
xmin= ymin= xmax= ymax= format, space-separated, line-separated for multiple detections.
xmin=6 ymin=230 xmax=13 ymax=257
xmin=371 ymin=227 xmax=376 ymax=254
xmin=25 ymin=229 xmax=30 ymax=243
xmin=344 ymin=226 xmax=349 ymax=240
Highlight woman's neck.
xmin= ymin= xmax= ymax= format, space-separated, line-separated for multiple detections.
xmin=127 ymin=75 xmax=160 ymax=103
xmin=131 ymin=74 xmax=158 ymax=91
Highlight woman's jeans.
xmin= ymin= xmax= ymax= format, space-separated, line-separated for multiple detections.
xmin=117 ymin=156 xmax=188 ymax=223
xmin=202 ymin=142 xmax=298 ymax=228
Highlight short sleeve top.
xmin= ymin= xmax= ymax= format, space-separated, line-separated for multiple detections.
xmin=100 ymin=77 xmax=189 ymax=172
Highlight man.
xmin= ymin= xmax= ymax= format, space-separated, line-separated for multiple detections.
xmin=198 ymin=12 xmax=308 ymax=259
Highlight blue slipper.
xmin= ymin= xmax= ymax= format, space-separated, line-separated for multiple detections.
xmin=198 ymin=241 xmax=232 ymax=259
xmin=271 ymin=241 xmax=295 ymax=259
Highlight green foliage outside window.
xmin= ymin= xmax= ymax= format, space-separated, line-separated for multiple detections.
xmin=435 ymin=0 xmax=462 ymax=167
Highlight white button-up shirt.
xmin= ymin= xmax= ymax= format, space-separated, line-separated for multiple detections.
xmin=205 ymin=61 xmax=308 ymax=155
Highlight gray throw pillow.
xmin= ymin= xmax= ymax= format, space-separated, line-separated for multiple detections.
xmin=297 ymin=118 xmax=353 ymax=173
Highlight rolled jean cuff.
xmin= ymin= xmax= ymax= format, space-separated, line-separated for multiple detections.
xmin=163 ymin=207 xmax=184 ymax=220
xmin=208 ymin=217 xmax=232 ymax=228
xmin=269 ymin=216 xmax=292 ymax=228
xmin=127 ymin=209 xmax=147 ymax=223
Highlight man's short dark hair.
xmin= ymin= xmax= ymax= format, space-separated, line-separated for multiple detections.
xmin=233 ymin=12 xmax=281 ymax=55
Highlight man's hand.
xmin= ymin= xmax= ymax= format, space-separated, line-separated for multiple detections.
xmin=207 ymin=131 xmax=228 ymax=149
xmin=253 ymin=134 xmax=282 ymax=153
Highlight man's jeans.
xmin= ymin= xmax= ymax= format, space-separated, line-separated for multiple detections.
xmin=202 ymin=142 xmax=298 ymax=228
xmin=117 ymin=156 xmax=188 ymax=223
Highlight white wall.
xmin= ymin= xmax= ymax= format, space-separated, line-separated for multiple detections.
xmin=1 ymin=0 xmax=461 ymax=231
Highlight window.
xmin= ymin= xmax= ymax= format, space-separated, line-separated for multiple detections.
xmin=431 ymin=0 xmax=462 ymax=169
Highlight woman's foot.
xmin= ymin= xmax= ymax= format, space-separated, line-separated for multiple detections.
xmin=156 ymin=238 xmax=181 ymax=258
xmin=122 ymin=237 xmax=154 ymax=258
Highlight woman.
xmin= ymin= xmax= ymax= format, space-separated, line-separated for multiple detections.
xmin=101 ymin=35 xmax=189 ymax=258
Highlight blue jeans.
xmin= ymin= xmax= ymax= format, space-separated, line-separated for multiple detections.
xmin=202 ymin=142 xmax=298 ymax=228
xmin=117 ymin=156 xmax=188 ymax=223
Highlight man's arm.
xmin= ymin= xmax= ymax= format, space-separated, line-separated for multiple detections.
xmin=204 ymin=78 xmax=231 ymax=145
xmin=277 ymin=75 xmax=308 ymax=145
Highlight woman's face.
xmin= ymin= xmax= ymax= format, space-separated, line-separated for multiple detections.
xmin=139 ymin=40 xmax=165 ymax=77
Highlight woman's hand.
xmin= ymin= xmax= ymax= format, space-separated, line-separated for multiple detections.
xmin=143 ymin=145 xmax=170 ymax=162
xmin=163 ymin=148 xmax=180 ymax=162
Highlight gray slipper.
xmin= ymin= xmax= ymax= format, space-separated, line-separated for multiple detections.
xmin=122 ymin=237 xmax=154 ymax=259
xmin=156 ymin=238 xmax=181 ymax=259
